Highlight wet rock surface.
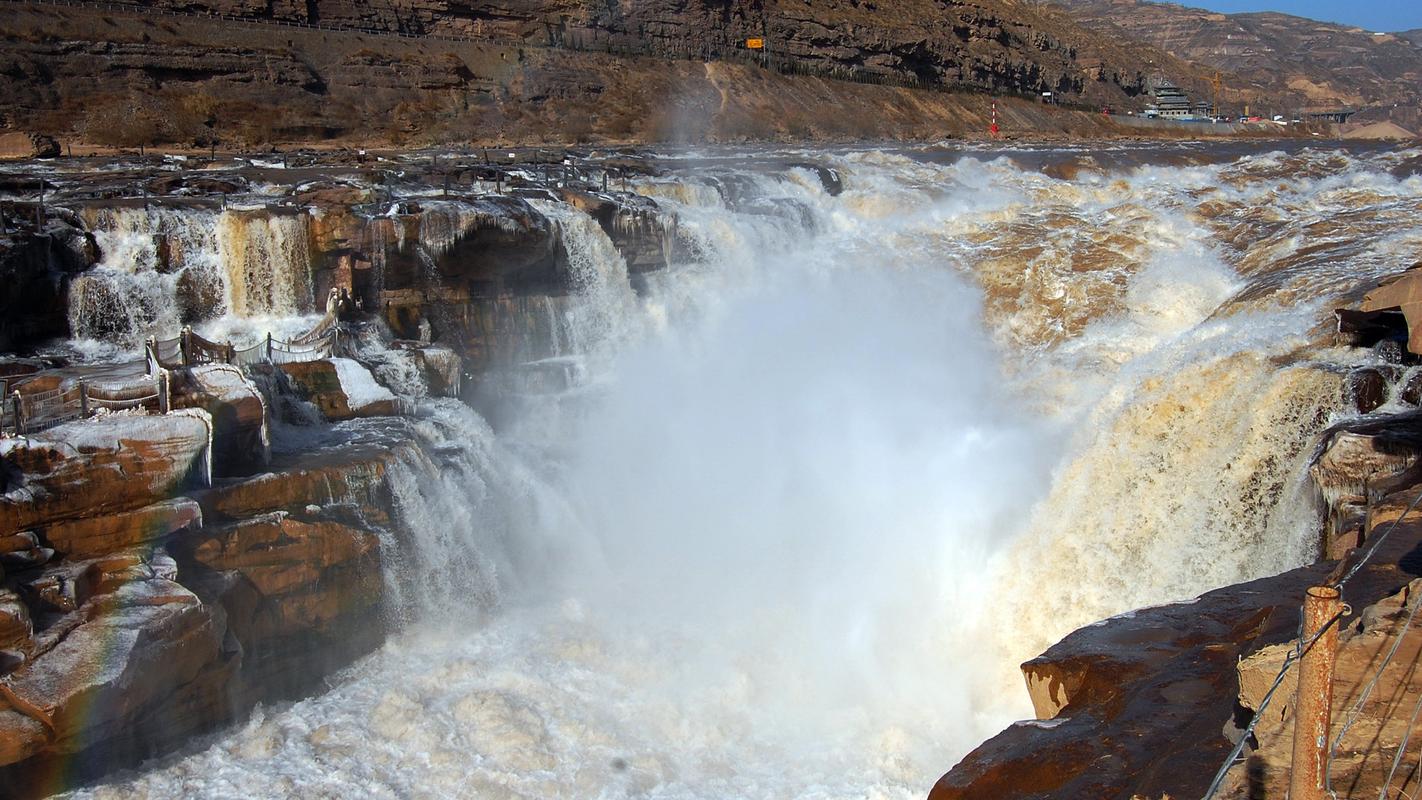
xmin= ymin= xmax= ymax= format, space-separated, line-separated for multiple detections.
xmin=0 ymin=359 xmax=440 ymax=795
xmin=933 ymin=564 xmax=1332 ymax=800
xmin=934 ymin=540 xmax=1422 ymax=800
xmin=935 ymin=395 xmax=1422 ymax=800
xmin=0 ymin=411 xmax=213 ymax=537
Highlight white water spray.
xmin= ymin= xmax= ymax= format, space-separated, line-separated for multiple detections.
xmin=68 ymin=144 xmax=1422 ymax=800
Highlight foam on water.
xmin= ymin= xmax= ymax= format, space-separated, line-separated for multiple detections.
xmin=67 ymin=144 xmax=1422 ymax=799
xmin=69 ymin=206 xmax=318 ymax=349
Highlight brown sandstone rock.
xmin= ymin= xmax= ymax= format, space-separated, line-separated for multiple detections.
xmin=278 ymin=358 xmax=404 ymax=420
xmin=180 ymin=512 xmax=380 ymax=635
xmin=0 ymin=410 xmax=213 ymax=538
xmin=1309 ymin=411 xmax=1422 ymax=509
xmin=932 ymin=484 xmax=1422 ymax=800
xmin=0 ymin=550 xmax=222 ymax=768
xmin=199 ymin=444 xmax=403 ymax=524
xmin=170 ymin=510 xmax=384 ymax=701
xmin=38 ymin=498 xmax=202 ymax=559
xmin=180 ymin=365 xmax=270 ymax=476
xmin=1234 ymin=579 xmax=1422 ymax=798
xmin=932 ymin=568 xmax=1326 ymax=800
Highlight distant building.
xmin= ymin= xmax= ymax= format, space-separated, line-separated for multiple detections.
xmin=1144 ymin=79 xmax=1198 ymax=119
xmin=1305 ymin=109 xmax=1357 ymax=124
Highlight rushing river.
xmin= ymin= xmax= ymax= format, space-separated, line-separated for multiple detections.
xmin=56 ymin=141 xmax=1422 ymax=799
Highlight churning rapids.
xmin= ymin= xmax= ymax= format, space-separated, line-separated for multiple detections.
xmin=53 ymin=142 xmax=1422 ymax=799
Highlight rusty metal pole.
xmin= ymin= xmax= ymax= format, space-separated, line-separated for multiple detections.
xmin=1291 ymin=585 xmax=1342 ymax=800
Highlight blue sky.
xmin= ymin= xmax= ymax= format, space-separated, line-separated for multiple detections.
xmin=1183 ymin=1 xmax=1422 ymax=31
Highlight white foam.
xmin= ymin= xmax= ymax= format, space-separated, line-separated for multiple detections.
xmin=63 ymin=144 xmax=1422 ymax=800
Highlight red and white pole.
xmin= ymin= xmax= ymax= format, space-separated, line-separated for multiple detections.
xmin=990 ymin=101 xmax=1000 ymax=139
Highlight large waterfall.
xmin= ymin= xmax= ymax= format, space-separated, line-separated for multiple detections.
xmin=64 ymin=143 xmax=1422 ymax=799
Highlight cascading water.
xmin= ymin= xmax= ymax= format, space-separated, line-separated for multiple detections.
xmin=218 ymin=210 xmax=314 ymax=318
xmin=69 ymin=206 xmax=226 ymax=347
xmin=67 ymin=206 xmax=317 ymax=350
xmin=67 ymin=144 xmax=1422 ymax=799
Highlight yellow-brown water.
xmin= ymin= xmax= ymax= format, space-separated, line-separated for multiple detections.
xmin=64 ymin=142 xmax=1422 ymax=800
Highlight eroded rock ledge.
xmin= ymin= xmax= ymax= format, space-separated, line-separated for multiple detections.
xmin=0 ymin=338 xmax=480 ymax=797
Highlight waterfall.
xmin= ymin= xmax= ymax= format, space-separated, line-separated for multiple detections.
xmin=532 ymin=199 xmax=640 ymax=363
xmin=69 ymin=206 xmax=316 ymax=349
xmin=70 ymin=206 xmax=226 ymax=346
xmin=217 ymin=210 xmax=314 ymax=318
xmin=66 ymin=143 xmax=1422 ymax=800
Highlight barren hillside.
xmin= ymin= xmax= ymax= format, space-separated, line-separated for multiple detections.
xmin=1053 ymin=0 xmax=1422 ymax=123
xmin=0 ymin=0 xmax=1228 ymax=148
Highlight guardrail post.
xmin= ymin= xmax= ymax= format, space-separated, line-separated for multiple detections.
xmin=78 ymin=381 xmax=89 ymax=418
xmin=157 ymin=371 xmax=170 ymax=414
xmin=180 ymin=326 xmax=192 ymax=367
xmin=1291 ymin=585 xmax=1342 ymax=800
xmin=11 ymin=392 xmax=23 ymax=436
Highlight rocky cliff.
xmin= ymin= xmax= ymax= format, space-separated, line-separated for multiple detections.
xmin=0 ymin=150 xmax=697 ymax=794
xmin=0 ymin=0 xmax=1216 ymax=148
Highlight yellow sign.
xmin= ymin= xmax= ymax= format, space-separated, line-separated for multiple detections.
xmin=746 ymin=38 xmax=765 ymax=50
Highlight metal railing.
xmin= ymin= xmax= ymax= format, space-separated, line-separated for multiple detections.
xmin=5 ymin=315 xmax=342 ymax=436
xmin=1 ymin=376 xmax=168 ymax=437
xmin=145 ymin=325 xmax=341 ymax=375
xmin=1202 ymin=483 xmax=1422 ymax=800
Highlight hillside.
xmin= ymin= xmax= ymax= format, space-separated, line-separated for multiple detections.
xmin=1052 ymin=0 xmax=1422 ymax=124
xmin=0 ymin=0 xmax=1227 ymax=148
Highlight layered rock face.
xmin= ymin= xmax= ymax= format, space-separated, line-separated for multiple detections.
xmin=0 ymin=0 xmax=1208 ymax=147
xmin=121 ymin=0 xmax=1156 ymax=99
xmin=0 ymin=161 xmax=677 ymax=372
xmin=932 ymin=510 xmax=1422 ymax=799
xmin=0 ymin=217 xmax=95 ymax=354
xmin=0 ymin=356 xmax=458 ymax=796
